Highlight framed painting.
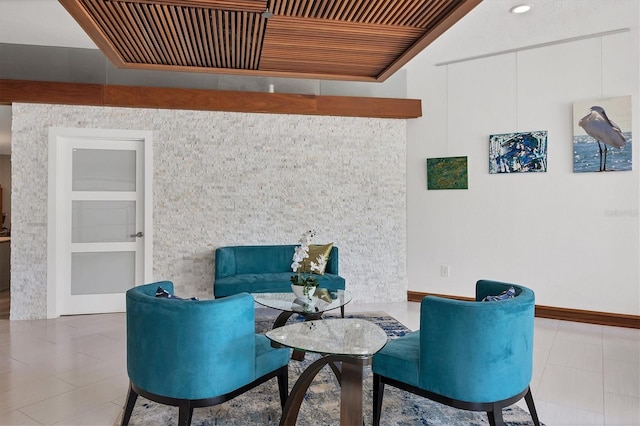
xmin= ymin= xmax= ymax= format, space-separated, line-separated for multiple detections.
xmin=573 ymin=96 xmax=632 ymax=172
xmin=489 ymin=131 xmax=548 ymax=173
xmin=427 ymin=156 xmax=468 ymax=190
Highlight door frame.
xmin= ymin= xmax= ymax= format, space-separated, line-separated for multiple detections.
xmin=47 ymin=127 xmax=153 ymax=318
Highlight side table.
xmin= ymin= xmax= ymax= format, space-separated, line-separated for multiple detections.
xmin=266 ymin=318 xmax=388 ymax=426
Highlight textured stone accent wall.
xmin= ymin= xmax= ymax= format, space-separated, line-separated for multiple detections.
xmin=11 ymin=103 xmax=407 ymax=319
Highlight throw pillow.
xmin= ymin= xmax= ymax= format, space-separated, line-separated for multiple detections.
xmin=482 ymin=286 xmax=516 ymax=301
xmin=301 ymin=243 xmax=333 ymax=274
xmin=155 ymin=286 xmax=199 ymax=300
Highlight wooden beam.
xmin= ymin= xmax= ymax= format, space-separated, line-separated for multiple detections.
xmin=407 ymin=291 xmax=640 ymax=329
xmin=316 ymin=95 xmax=422 ymax=118
xmin=103 ymin=85 xmax=320 ymax=114
xmin=0 ymin=79 xmax=421 ymax=118
xmin=0 ymin=80 xmax=104 ymax=106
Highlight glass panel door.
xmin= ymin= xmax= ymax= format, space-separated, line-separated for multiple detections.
xmin=72 ymin=200 xmax=137 ymax=243
xmin=58 ymin=137 xmax=145 ymax=315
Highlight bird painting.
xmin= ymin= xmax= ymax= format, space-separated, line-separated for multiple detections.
xmin=578 ymin=106 xmax=627 ymax=171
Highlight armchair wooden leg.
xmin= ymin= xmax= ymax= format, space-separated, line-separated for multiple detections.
xmin=524 ymin=387 xmax=541 ymax=426
xmin=120 ymin=382 xmax=138 ymax=426
xmin=372 ymin=374 xmax=385 ymax=426
xmin=177 ymin=400 xmax=193 ymax=426
xmin=277 ymin=365 xmax=289 ymax=408
xmin=487 ymin=403 xmax=504 ymax=426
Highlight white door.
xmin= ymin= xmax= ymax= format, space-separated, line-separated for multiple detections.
xmin=48 ymin=128 xmax=153 ymax=317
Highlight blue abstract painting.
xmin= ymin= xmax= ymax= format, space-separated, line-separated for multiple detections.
xmin=489 ymin=131 xmax=548 ymax=174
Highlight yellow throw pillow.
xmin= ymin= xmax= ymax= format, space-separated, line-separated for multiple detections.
xmin=301 ymin=243 xmax=333 ymax=274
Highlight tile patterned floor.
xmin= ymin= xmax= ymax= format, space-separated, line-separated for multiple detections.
xmin=0 ymin=297 xmax=637 ymax=425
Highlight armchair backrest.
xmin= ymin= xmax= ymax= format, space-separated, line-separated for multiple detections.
xmin=126 ymin=282 xmax=256 ymax=400
xmin=419 ymin=280 xmax=535 ymax=403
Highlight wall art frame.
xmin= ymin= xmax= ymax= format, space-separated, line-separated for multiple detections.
xmin=573 ymin=95 xmax=632 ymax=173
xmin=489 ymin=131 xmax=548 ymax=174
xmin=426 ymin=156 xmax=468 ymax=190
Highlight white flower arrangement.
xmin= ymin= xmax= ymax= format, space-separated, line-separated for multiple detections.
xmin=290 ymin=230 xmax=327 ymax=297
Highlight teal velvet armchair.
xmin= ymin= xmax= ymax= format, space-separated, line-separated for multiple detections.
xmin=372 ymin=280 xmax=540 ymax=426
xmin=121 ymin=282 xmax=291 ymax=426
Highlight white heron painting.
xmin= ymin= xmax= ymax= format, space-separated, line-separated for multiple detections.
xmin=573 ymin=96 xmax=632 ymax=172
xmin=489 ymin=131 xmax=548 ymax=174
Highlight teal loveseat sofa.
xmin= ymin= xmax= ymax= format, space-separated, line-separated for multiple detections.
xmin=213 ymin=245 xmax=345 ymax=298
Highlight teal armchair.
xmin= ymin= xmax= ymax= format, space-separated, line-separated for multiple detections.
xmin=121 ymin=282 xmax=291 ymax=426
xmin=372 ymin=280 xmax=540 ymax=426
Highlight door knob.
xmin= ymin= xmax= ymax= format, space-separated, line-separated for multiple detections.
xmin=131 ymin=231 xmax=144 ymax=238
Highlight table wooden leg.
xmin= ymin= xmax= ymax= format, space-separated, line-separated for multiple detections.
xmin=340 ymin=361 xmax=364 ymax=426
xmin=291 ymin=349 xmax=306 ymax=361
xmin=273 ymin=311 xmax=295 ymax=329
xmin=279 ymin=355 xmax=369 ymax=426
xmin=280 ymin=356 xmax=333 ymax=426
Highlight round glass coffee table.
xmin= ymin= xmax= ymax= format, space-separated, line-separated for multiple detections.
xmin=252 ymin=289 xmax=352 ymax=329
xmin=266 ymin=318 xmax=388 ymax=426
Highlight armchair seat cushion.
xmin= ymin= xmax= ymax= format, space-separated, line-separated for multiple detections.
xmin=255 ymin=335 xmax=290 ymax=378
xmin=372 ymin=331 xmax=420 ymax=387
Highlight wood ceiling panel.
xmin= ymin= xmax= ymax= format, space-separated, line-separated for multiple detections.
xmin=59 ymin=0 xmax=482 ymax=81
xmin=270 ymin=0 xmax=449 ymax=27
xmin=108 ymin=0 xmax=266 ymax=12
xmin=72 ymin=0 xmax=266 ymax=69
xmin=260 ymin=16 xmax=421 ymax=77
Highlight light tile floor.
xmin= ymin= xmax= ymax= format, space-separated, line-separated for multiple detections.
xmin=0 ymin=301 xmax=637 ymax=426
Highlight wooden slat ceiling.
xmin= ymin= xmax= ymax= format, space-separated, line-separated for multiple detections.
xmin=59 ymin=0 xmax=482 ymax=82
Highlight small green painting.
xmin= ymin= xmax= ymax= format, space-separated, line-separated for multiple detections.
xmin=427 ymin=156 xmax=468 ymax=190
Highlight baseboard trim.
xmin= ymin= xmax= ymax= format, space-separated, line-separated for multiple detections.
xmin=407 ymin=291 xmax=640 ymax=329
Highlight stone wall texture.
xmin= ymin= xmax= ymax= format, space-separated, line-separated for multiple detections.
xmin=11 ymin=103 xmax=407 ymax=319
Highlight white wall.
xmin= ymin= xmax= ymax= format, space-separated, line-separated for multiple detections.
xmin=7 ymin=1 xmax=640 ymax=318
xmin=10 ymin=104 xmax=407 ymax=319
xmin=406 ymin=21 xmax=639 ymax=314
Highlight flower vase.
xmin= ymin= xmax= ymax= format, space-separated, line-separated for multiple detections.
xmin=292 ymin=284 xmax=316 ymax=300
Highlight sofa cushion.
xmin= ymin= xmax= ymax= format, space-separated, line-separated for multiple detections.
xmin=301 ymin=243 xmax=333 ymax=274
xmin=155 ymin=286 xmax=199 ymax=301
xmin=214 ymin=272 xmax=345 ymax=297
xmin=482 ymin=286 xmax=516 ymax=301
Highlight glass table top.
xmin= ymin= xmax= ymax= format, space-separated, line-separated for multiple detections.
xmin=265 ymin=318 xmax=388 ymax=357
xmin=252 ymin=290 xmax=352 ymax=315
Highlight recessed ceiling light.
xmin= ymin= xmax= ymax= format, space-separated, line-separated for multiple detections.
xmin=510 ymin=4 xmax=532 ymax=14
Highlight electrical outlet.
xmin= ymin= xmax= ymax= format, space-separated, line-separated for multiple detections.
xmin=440 ymin=265 xmax=450 ymax=278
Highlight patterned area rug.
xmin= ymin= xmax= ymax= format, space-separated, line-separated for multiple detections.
xmin=116 ymin=310 xmax=541 ymax=425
